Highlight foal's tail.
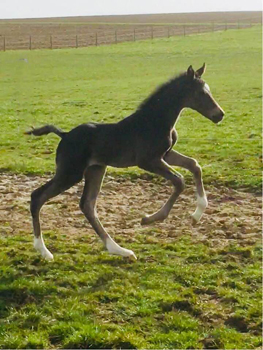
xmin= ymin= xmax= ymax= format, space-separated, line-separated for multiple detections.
xmin=25 ymin=125 xmax=66 ymax=138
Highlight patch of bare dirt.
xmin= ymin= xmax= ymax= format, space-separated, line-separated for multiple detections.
xmin=0 ymin=173 xmax=261 ymax=248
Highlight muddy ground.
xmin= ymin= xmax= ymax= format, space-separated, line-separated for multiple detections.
xmin=0 ymin=174 xmax=261 ymax=249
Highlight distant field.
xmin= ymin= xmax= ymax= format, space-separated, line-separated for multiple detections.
xmin=0 ymin=11 xmax=261 ymax=31
xmin=0 ymin=11 xmax=261 ymax=50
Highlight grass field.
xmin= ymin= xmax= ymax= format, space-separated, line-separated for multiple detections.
xmin=0 ymin=26 xmax=262 ymax=349
xmin=0 ymin=231 xmax=261 ymax=349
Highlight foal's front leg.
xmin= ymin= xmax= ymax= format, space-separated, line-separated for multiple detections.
xmin=164 ymin=149 xmax=208 ymax=223
xmin=80 ymin=165 xmax=137 ymax=260
xmin=139 ymin=159 xmax=185 ymax=225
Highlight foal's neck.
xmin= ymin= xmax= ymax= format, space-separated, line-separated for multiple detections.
xmin=162 ymin=104 xmax=183 ymax=129
xmin=146 ymin=96 xmax=184 ymax=130
xmin=138 ymin=74 xmax=188 ymax=130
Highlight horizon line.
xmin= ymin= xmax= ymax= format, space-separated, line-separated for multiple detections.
xmin=0 ymin=10 xmax=262 ymax=21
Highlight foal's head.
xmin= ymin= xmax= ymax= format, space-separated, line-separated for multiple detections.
xmin=184 ymin=64 xmax=224 ymax=123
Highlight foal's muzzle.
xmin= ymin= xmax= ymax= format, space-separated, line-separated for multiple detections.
xmin=211 ymin=109 xmax=225 ymax=124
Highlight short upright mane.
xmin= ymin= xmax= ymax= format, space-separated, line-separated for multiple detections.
xmin=137 ymin=72 xmax=189 ymax=114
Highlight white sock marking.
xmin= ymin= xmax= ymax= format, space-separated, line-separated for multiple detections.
xmin=106 ymin=237 xmax=137 ymax=259
xmin=34 ymin=236 xmax=53 ymax=261
xmin=192 ymin=195 xmax=208 ymax=222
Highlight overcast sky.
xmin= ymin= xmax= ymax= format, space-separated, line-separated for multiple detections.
xmin=0 ymin=0 xmax=261 ymax=19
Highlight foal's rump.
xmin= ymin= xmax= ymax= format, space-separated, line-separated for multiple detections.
xmin=54 ymin=124 xmax=94 ymax=180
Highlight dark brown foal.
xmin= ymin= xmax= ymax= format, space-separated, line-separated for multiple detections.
xmin=27 ymin=64 xmax=224 ymax=260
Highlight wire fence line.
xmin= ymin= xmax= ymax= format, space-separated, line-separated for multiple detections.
xmin=0 ymin=22 xmax=255 ymax=51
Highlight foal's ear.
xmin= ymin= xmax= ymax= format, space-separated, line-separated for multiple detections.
xmin=195 ymin=63 xmax=206 ymax=78
xmin=187 ymin=65 xmax=195 ymax=79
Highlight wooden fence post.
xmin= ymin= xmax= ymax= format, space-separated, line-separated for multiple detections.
xmin=3 ymin=36 xmax=6 ymax=51
xmin=95 ymin=32 xmax=98 ymax=46
xmin=151 ymin=26 xmax=153 ymax=39
xmin=75 ymin=35 xmax=78 ymax=48
xmin=168 ymin=26 xmax=170 ymax=38
xmin=29 ymin=35 xmax=32 ymax=50
xmin=115 ymin=30 xmax=117 ymax=44
xmin=50 ymin=35 xmax=53 ymax=49
xmin=133 ymin=29 xmax=136 ymax=41
xmin=183 ymin=25 xmax=186 ymax=36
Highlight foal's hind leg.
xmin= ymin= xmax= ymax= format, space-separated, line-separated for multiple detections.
xmin=80 ymin=165 xmax=136 ymax=260
xmin=139 ymin=159 xmax=185 ymax=225
xmin=31 ymin=174 xmax=82 ymax=260
xmin=164 ymin=150 xmax=208 ymax=223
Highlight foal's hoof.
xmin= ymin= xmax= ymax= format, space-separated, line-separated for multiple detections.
xmin=121 ymin=248 xmax=137 ymax=261
xmin=191 ymin=215 xmax=199 ymax=226
xmin=126 ymin=251 xmax=137 ymax=261
xmin=42 ymin=250 xmax=54 ymax=261
xmin=34 ymin=238 xmax=54 ymax=261
xmin=141 ymin=215 xmax=150 ymax=225
xmin=106 ymin=239 xmax=137 ymax=260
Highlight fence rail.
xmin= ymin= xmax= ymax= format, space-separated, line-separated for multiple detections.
xmin=0 ymin=22 xmax=254 ymax=51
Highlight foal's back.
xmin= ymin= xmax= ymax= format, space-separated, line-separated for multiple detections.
xmin=56 ymin=112 xmax=142 ymax=169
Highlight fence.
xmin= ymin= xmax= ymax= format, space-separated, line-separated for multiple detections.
xmin=0 ymin=22 xmax=255 ymax=51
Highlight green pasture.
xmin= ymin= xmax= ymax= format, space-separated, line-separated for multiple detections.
xmin=0 ymin=27 xmax=262 ymax=349
xmin=0 ymin=233 xmax=261 ymax=349
xmin=0 ymin=26 xmax=261 ymax=191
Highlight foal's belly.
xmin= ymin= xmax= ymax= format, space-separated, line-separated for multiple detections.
xmin=94 ymin=148 xmax=137 ymax=168
xmin=89 ymin=156 xmax=137 ymax=168
xmin=90 ymin=137 xmax=137 ymax=168
xmin=107 ymin=159 xmax=137 ymax=168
